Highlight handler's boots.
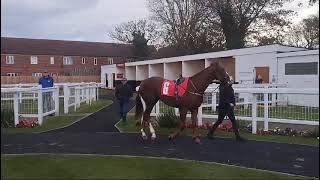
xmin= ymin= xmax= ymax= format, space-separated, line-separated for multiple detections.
xmin=234 ymin=129 xmax=246 ymax=142
xmin=206 ymin=127 xmax=216 ymax=139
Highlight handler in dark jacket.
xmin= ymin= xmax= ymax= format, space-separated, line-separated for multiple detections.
xmin=115 ymin=78 xmax=133 ymax=122
xmin=207 ymin=79 xmax=246 ymax=141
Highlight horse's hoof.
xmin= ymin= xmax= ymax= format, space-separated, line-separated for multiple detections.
xmin=194 ymin=137 xmax=202 ymax=145
xmin=142 ymin=135 xmax=148 ymax=140
xmin=151 ymin=135 xmax=156 ymax=141
xmin=168 ymin=135 xmax=175 ymax=141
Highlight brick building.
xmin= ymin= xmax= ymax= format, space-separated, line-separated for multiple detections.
xmin=1 ymin=37 xmax=135 ymax=77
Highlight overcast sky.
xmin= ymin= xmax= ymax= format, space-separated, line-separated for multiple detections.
xmin=1 ymin=0 xmax=318 ymax=43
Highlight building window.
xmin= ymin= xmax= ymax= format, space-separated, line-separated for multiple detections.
xmin=82 ymin=57 xmax=86 ymax=64
xmin=6 ymin=55 xmax=14 ymax=64
xmin=31 ymin=56 xmax=38 ymax=64
xmin=108 ymin=57 xmax=113 ymax=64
xmin=94 ymin=58 xmax=98 ymax=65
xmin=50 ymin=57 xmax=55 ymax=64
xmin=285 ymin=62 xmax=318 ymax=75
xmin=32 ymin=73 xmax=42 ymax=77
xmin=7 ymin=73 xmax=17 ymax=76
xmin=63 ymin=56 xmax=73 ymax=65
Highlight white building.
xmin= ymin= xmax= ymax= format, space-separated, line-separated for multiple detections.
xmin=101 ymin=44 xmax=319 ymax=90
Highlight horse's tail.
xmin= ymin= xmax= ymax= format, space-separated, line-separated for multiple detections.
xmin=135 ymin=92 xmax=143 ymax=126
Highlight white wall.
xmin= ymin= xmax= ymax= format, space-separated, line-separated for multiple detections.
xmin=235 ymin=52 xmax=277 ymax=84
xmin=149 ymin=64 xmax=164 ymax=78
xmin=101 ymin=65 xmax=116 ymax=88
xmin=277 ymin=53 xmax=319 ymax=88
xmin=164 ymin=62 xmax=182 ymax=80
xmin=277 ymin=52 xmax=319 ymax=107
xmin=136 ymin=65 xmax=149 ymax=81
xmin=125 ymin=66 xmax=136 ymax=80
xmin=182 ymin=60 xmax=205 ymax=77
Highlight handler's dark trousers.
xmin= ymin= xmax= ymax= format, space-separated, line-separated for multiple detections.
xmin=208 ymin=103 xmax=241 ymax=137
xmin=119 ymin=100 xmax=129 ymax=122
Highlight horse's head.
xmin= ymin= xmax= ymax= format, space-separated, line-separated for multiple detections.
xmin=209 ymin=61 xmax=232 ymax=86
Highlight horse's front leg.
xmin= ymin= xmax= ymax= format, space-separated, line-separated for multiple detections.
xmin=169 ymin=108 xmax=187 ymax=140
xmin=191 ymin=108 xmax=201 ymax=144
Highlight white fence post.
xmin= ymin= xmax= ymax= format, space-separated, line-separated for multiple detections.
xmin=86 ymin=86 xmax=90 ymax=104
xmin=13 ymin=92 xmax=19 ymax=126
xmin=155 ymin=101 xmax=160 ymax=115
xmin=54 ymin=87 xmax=59 ymax=116
xmin=38 ymin=88 xmax=43 ymax=125
xmin=63 ymin=85 xmax=69 ymax=114
xmin=197 ymin=105 xmax=203 ymax=126
xmin=75 ymin=88 xmax=79 ymax=111
xmin=251 ymin=94 xmax=257 ymax=134
xmin=212 ymin=93 xmax=216 ymax=111
xmin=272 ymin=93 xmax=276 ymax=106
xmin=264 ymin=92 xmax=269 ymax=131
xmin=96 ymin=85 xmax=99 ymax=100
xmin=174 ymin=108 xmax=179 ymax=116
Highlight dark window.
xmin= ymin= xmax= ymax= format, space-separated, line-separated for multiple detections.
xmin=285 ymin=62 xmax=318 ymax=75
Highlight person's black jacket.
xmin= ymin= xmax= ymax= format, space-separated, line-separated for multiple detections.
xmin=115 ymin=83 xmax=133 ymax=101
xmin=219 ymin=84 xmax=235 ymax=106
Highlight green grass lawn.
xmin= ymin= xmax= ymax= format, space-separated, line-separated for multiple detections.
xmin=1 ymin=155 xmax=311 ymax=180
xmin=1 ymin=100 xmax=112 ymax=134
xmin=117 ymin=115 xmax=319 ymax=146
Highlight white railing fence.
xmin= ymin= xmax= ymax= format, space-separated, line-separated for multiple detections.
xmin=149 ymin=86 xmax=319 ymax=134
xmin=1 ymin=82 xmax=101 ymax=126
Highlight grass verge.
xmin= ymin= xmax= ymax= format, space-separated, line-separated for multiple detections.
xmin=1 ymin=154 xmax=311 ymax=180
xmin=1 ymin=100 xmax=112 ymax=134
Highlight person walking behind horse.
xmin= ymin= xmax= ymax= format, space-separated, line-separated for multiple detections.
xmin=115 ymin=78 xmax=133 ymax=123
xmin=207 ymin=78 xmax=246 ymax=141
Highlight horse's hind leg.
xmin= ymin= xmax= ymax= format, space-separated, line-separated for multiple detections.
xmin=139 ymin=96 xmax=148 ymax=140
xmin=140 ymin=97 xmax=158 ymax=140
xmin=144 ymin=105 xmax=156 ymax=140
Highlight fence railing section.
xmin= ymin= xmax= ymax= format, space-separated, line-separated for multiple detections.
xmin=149 ymin=86 xmax=319 ymax=134
xmin=1 ymin=83 xmax=101 ymax=126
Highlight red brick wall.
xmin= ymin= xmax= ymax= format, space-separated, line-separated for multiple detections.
xmin=1 ymin=54 xmax=129 ymax=76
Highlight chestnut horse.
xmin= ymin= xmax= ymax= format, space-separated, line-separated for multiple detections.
xmin=135 ymin=61 xmax=231 ymax=144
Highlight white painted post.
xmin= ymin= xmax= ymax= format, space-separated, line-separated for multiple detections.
xmin=84 ymin=85 xmax=90 ymax=104
xmin=244 ymin=95 xmax=249 ymax=109
xmin=264 ymin=92 xmax=269 ymax=131
xmin=272 ymin=93 xmax=276 ymax=106
xmin=75 ymin=88 xmax=80 ymax=111
xmin=251 ymin=94 xmax=257 ymax=134
xmin=197 ymin=105 xmax=203 ymax=126
xmin=155 ymin=101 xmax=160 ymax=115
xmin=18 ymin=84 xmax=22 ymax=103
xmin=54 ymin=87 xmax=59 ymax=116
xmin=96 ymin=85 xmax=99 ymax=100
xmin=13 ymin=92 xmax=19 ymax=126
xmin=93 ymin=85 xmax=97 ymax=102
xmin=212 ymin=93 xmax=217 ymax=111
xmin=38 ymin=88 xmax=43 ymax=125
xmin=174 ymin=108 xmax=179 ymax=116
xmin=63 ymin=85 xmax=69 ymax=114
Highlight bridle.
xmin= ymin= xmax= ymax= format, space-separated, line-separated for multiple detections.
xmin=179 ymin=77 xmax=231 ymax=97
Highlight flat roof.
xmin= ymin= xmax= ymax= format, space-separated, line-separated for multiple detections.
xmin=125 ymin=44 xmax=306 ymax=66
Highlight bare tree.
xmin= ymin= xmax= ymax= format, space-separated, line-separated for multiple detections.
xmin=108 ymin=19 xmax=158 ymax=45
xmin=204 ymin=0 xmax=294 ymax=49
xmin=147 ymin=0 xmax=222 ymax=54
xmin=286 ymin=14 xmax=319 ymax=49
